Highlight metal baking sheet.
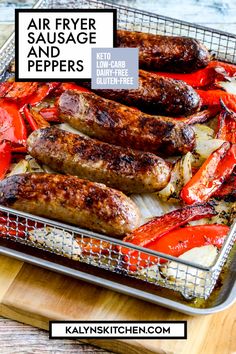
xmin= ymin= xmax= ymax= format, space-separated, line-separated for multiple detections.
xmin=1 ymin=234 xmax=236 ymax=316
xmin=0 ymin=0 xmax=236 ymax=315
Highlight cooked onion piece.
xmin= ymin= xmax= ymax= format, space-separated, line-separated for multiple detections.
xmin=158 ymin=152 xmax=194 ymax=201
xmin=193 ymin=124 xmax=225 ymax=166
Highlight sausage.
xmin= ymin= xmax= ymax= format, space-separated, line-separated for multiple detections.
xmin=0 ymin=173 xmax=140 ymax=237
xmin=81 ymin=70 xmax=200 ymax=116
xmin=27 ymin=127 xmax=171 ymax=194
xmin=58 ymin=90 xmax=196 ymax=156
xmin=117 ymin=30 xmax=210 ymax=73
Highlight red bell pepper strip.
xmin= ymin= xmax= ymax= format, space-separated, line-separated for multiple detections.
xmin=213 ymin=171 xmax=236 ymax=201
xmin=151 ymin=61 xmax=236 ymax=88
xmin=0 ymin=81 xmax=13 ymax=97
xmin=30 ymin=109 xmax=50 ymax=129
xmin=23 ymin=106 xmax=50 ymax=130
xmin=0 ymin=220 xmax=26 ymax=237
xmin=48 ymin=82 xmax=61 ymax=91
xmin=0 ymin=215 xmax=43 ymax=238
xmin=0 ymin=141 xmax=11 ymax=180
xmin=11 ymin=146 xmax=27 ymax=153
xmin=23 ymin=105 xmax=38 ymax=131
xmin=208 ymin=61 xmax=236 ymax=77
xmin=177 ymin=107 xmax=220 ymax=125
xmin=0 ymin=98 xmax=27 ymax=146
xmin=148 ymin=224 xmax=229 ymax=254
xmin=125 ymin=224 xmax=230 ymax=268
xmin=80 ymin=238 xmax=113 ymax=255
xmin=1 ymin=81 xmax=60 ymax=107
xmin=216 ymin=102 xmax=236 ymax=143
xmin=181 ymin=142 xmax=236 ymax=205
xmin=197 ymin=89 xmax=236 ymax=112
xmin=27 ymin=82 xmax=60 ymax=106
xmin=122 ymin=202 xmax=216 ymax=250
xmin=5 ymin=82 xmax=38 ymax=100
xmin=39 ymin=107 xmax=60 ymax=122
xmin=59 ymin=83 xmax=91 ymax=93
xmin=186 ymin=107 xmax=220 ymax=124
xmin=151 ymin=66 xmax=218 ymax=88
xmin=0 ymin=224 xmax=25 ymax=238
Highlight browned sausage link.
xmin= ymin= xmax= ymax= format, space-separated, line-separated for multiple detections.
xmin=0 ymin=173 xmax=141 ymax=237
xmin=58 ymin=91 xmax=196 ymax=156
xmin=27 ymin=127 xmax=171 ymax=194
xmin=81 ymin=70 xmax=200 ymax=116
xmin=117 ymin=30 xmax=210 ymax=73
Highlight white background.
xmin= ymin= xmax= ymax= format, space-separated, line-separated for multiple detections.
xmin=51 ymin=322 xmax=186 ymax=338
xmin=17 ymin=11 xmax=114 ymax=79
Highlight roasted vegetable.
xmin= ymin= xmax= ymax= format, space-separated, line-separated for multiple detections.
xmin=0 ymin=98 xmax=27 ymax=146
xmin=162 ymin=245 xmax=218 ymax=296
xmin=217 ymin=102 xmax=236 ymax=144
xmin=197 ymin=89 xmax=236 ymax=112
xmin=27 ymin=82 xmax=60 ymax=106
xmin=125 ymin=224 xmax=229 ymax=269
xmin=0 ymin=81 xmax=59 ymax=107
xmin=153 ymin=61 xmax=236 ymax=88
xmin=213 ymin=172 xmax=236 ymax=201
xmin=28 ymin=227 xmax=81 ymax=260
xmin=218 ymin=78 xmax=236 ymax=95
xmin=0 ymin=214 xmax=40 ymax=238
xmin=181 ymin=142 xmax=236 ymax=204
xmin=23 ymin=106 xmax=38 ymax=131
xmin=193 ymin=124 xmax=225 ymax=166
xmin=122 ymin=203 xmax=216 ymax=249
xmin=158 ymin=152 xmax=194 ymax=201
xmin=182 ymin=107 xmax=219 ymax=125
xmin=209 ymin=61 xmax=236 ymax=77
xmin=2 ymin=82 xmax=38 ymax=100
xmin=0 ymin=142 xmax=11 ymax=180
xmin=39 ymin=107 xmax=60 ymax=122
xmin=152 ymin=66 xmax=218 ymax=88
xmin=189 ymin=200 xmax=233 ymax=226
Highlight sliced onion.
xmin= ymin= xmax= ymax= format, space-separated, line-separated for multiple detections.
xmin=25 ymin=155 xmax=44 ymax=173
xmin=218 ymin=78 xmax=236 ymax=95
xmin=57 ymin=123 xmax=87 ymax=136
xmin=28 ymin=227 xmax=81 ymax=260
xmin=161 ymin=245 xmax=218 ymax=296
xmin=130 ymin=193 xmax=179 ymax=225
xmin=189 ymin=200 xmax=232 ymax=226
xmin=158 ymin=152 xmax=194 ymax=201
xmin=193 ymin=124 xmax=225 ymax=166
xmin=7 ymin=159 xmax=29 ymax=176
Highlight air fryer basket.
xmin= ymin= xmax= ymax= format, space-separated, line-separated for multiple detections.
xmin=0 ymin=0 xmax=236 ymax=314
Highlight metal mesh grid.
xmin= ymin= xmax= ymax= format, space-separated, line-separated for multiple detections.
xmin=0 ymin=0 xmax=236 ymax=300
xmin=0 ymin=205 xmax=235 ymax=300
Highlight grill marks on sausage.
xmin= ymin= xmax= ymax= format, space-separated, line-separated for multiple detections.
xmin=117 ymin=30 xmax=210 ymax=72
xmin=81 ymin=70 xmax=200 ymax=116
xmin=27 ymin=127 xmax=171 ymax=193
xmin=59 ymin=91 xmax=195 ymax=156
xmin=0 ymin=173 xmax=141 ymax=236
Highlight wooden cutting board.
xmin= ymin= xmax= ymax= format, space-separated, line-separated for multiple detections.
xmin=0 ymin=254 xmax=235 ymax=354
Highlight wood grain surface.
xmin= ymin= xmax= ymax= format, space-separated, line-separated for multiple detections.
xmin=0 ymin=255 xmax=235 ymax=354
xmin=0 ymin=318 xmax=110 ymax=353
xmin=0 ymin=1 xmax=236 ymax=354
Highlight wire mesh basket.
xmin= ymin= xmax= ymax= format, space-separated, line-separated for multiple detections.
xmin=0 ymin=203 xmax=235 ymax=300
xmin=0 ymin=0 xmax=236 ymax=302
